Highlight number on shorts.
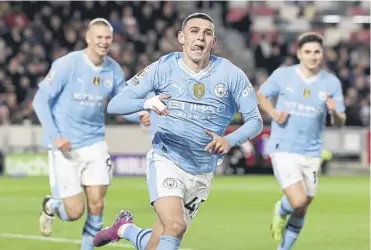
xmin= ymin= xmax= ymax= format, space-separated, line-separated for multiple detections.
xmin=184 ymin=197 xmax=205 ymax=214
xmin=106 ymin=158 xmax=112 ymax=170
xmin=313 ymin=171 xmax=317 ymax=184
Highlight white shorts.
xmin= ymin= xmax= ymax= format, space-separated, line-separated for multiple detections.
xmin=48 ymin=141 xmax=113 ymax=199
xmin=270 ymin=152 xmax=321 ymax=197
xmin=146 ymin=150 xmax=213 ymax=225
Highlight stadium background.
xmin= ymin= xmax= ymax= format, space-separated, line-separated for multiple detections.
xmin=0 ymin=1 xmax=369 ymax=250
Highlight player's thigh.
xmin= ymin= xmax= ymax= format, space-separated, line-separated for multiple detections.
xmin=183 ymin=172 xmax=213 ymax=227
xmin=153 ymin=196 xmax=186 ymax=237
xmin=81 ymin=141 xmax=113 ymax=187
xmin=48 ymin=150 xmax=85 ymax=219
xmin=271 ymin=153 xmax=307 ymax=208
xmin=146 ymin=150 xmax=185 ymax=206
xmin=49 ymin=149 xmax=83 ymax=198
xmin=270 ymin=152 xmax=304 ymax=189
xmin=300 ymin=156 xmax=321 ymax=197
xmin=146 ymin=151 xmax=187 ymax=236
xmin=84 ymin=185 xmax=107 ymax=214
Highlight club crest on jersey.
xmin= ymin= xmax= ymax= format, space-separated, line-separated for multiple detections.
xmin=303 ymin=88 xmax=311 ymax=99
xmin=105 ymin=79 xmax=112 ymax=88
xmin=318 ymin=92 xmax=327 ymax=101
xmin=214 ymin=83 xmax=227 ymax=97
xmin=193 ymin=82 xmax=205 ymax=99
xmin=93 ymin=76 xmax=100 ymax=86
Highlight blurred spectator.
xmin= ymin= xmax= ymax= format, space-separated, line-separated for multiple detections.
xmin=0 ymin=1 xmax=369 ymax=127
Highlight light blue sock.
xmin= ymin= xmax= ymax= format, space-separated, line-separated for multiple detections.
xmin=48 ymin=198 xmax=70 ymax=221
xmin=81 ymin=214 xmax=103 ymax=250
xmin=157 ymin=235 xmax=181 ymax=250
xmin=280 ymin=196 xmax=294 ymax=217
xmin=278 ymin=215 xmax=305 ymax=250
xmin=121 ymin=224 xmax=152 ymax=250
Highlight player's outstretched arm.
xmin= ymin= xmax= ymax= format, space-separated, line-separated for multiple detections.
xmin=226 ymin=107 xmax=263 ymax=146
xmin=121 ymin=111 xmax=151 ymax=127
xmin=108 ymin=91 xmax=170 ymax=116
xmin=329 ymin=108 xmax=346 ymax=127
xmin=32 ymin=90 xmax=60 ymax=139
xmin=327 ymin=78 xmax=346 ymax=127
xmin=108 ymin=61 xmax=170 ymax=115
xmin=32 ymin=64 xmax=67 ymax=142
xmin=107 ymin=89 xmax=146 ymax=115
xmin=256 ymin=91 xmax=289 ymax=124
xmin=111 ymin=63 xmax=151 ymax=125
xmin=216 ymin=68 xmax=264 ymax=151
xmin=204 ymin=107 xmax=263 ymax=155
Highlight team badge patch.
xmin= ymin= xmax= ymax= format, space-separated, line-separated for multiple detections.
xmin=93 ymin=76 xmax=100 ymax=86
xmin=303 ymin=88 xmax=311 ymax=99
xmin=163 ymin=178 xmax=178 ymax=189
xmin=213 ymin=83 xmax=227 ymax=97
xmin=318 ymin=92 xmax=327 ymax=101
xmin=193 ymin=82 xmax=205 ymax=99
xmin=105 ymin=79 xmax=112 ymax=88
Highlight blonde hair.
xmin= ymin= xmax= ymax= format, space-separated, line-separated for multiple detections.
xmin=88 ymin=18 xmax=113 ymax=32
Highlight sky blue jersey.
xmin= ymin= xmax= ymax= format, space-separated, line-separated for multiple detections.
xmin=107 ymin=52 xmax=263 ymax=174
xmin=259 ymin=65 xmax=345 ymax=157
xmin=33 ymin=50 xmax=128 ymax=149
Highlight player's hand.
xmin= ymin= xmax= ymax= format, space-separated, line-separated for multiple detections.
xmin=326 ymin=95 xmax=336 ymax=112
xmin=204 ymin=129 xmax=231 ymax=155
xmin=273 ymin=111 xmax=289 ymax=124
xmin=55 ymin=137 xmax=71 ymax=152
xmin=143 ymin=94 xmax=171 ymax=116
xmin=139 ymin=111 xmax=151 ymax=127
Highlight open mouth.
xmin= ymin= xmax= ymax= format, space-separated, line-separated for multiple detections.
xmin=192 ymin=45 xmax=205 ymax=53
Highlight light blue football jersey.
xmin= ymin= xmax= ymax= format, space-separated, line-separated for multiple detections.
xmin=259 ymin=65 xmax=345 ymax=157
xmin=33 ymin=50 xmax=126 ymax=149
xmin=109 ymin=52 xmax=262 ymax=174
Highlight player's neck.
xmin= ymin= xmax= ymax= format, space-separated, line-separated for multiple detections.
xmin=182 ymin=56 xmax=210 ymax=73
xmin=299 ymin=64 xmax=320 ymax=78
xmin=85 ymin=49 xmax=105 ymax=67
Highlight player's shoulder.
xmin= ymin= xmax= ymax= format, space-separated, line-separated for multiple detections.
xmin=156 ymin=52 xmax=180 ymax=68
xmin=213 ymin=56 xmax=246 ymax=77
xmin=214 ymin=56 xmax=239 ymax=71
xmin=272 ymin=64 xmax=296 ymax=76
xmin=140 ymin=52 xmax=180 ymax=77
xmin=320 ymin=69 xmax=341 ymax=86
xmin=52 ymin=50 xmax=83 ymax=68
xmin=104 ymin=55 xmax=122 ymax=73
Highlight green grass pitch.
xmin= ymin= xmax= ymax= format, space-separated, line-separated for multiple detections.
xmin=0 ymin=175 xmax=369 ymax=250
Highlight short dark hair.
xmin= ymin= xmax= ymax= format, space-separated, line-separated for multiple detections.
xmin=181 ymin=13 xmax=214 ymax=30
xmin=298 ymin=32 xmax=323 ymax=48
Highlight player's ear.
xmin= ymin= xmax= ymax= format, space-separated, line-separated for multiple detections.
xmin=296 ymin=49 xmax=301 ymax=60
xmin=178 ymin=31 xmax=184 ymax=45
xmin=211 ymin=36 xmax=217 ymax=48
xmin=85 ymin=30 xmax=91 ymax=45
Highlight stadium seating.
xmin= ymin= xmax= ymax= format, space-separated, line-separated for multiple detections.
xmin=0 ymin=1 xmax=369 ymax=126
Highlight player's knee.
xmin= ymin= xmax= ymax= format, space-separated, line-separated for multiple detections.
xmin=294 ymin=206 xmax=308 ymax=217
xmin=65 ymin=202 xmax=85 ymax=221
xmin=294 ymin=196 xmax=313 ymax=216
xmin=163 ymin=219 xmax=187 ymax=238
xmin=87 ymin=199 xmax=104 ymax=214
xmin=290 ymin=196 xmax=308 ymax=211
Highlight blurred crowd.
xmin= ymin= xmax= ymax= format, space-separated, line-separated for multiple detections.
xmin=0 ymin=1 xmax=369 ymax=127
